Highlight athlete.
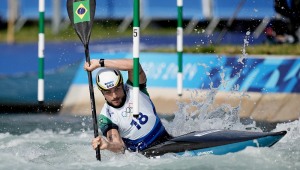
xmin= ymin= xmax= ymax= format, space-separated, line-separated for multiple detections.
xmin=83 ymin=58 xmax=172 ymax=153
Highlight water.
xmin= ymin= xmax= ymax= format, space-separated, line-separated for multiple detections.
xmin=0 ymin=112 xmax=299 ymax=170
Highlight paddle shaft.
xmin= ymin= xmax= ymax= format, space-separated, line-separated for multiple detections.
xmin=66 ymin=0 xmax=99 ymax=161
xmin=84 ymin=45 xmax=101 ymax=161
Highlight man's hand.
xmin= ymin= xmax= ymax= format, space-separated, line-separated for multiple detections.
xmin=84 ymin=59 xmax=100 ymax=72
xmin=92 ymin=136 xmax=109 ymax=150
xmin=92 ymin=129 xmax=126 ymax=153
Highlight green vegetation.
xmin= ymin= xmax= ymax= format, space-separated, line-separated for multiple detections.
xmin=0 ymin=21 xmax=175 ymax=42
xmin=1 ymin=22 xmax=300 ymax=56
xmin=146 ymin=44 xmax=300 ymax=56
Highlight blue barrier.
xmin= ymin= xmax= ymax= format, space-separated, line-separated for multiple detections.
xmin=71 ymin=52 xmax=300 ymax=93
xmin=0 ymin=0 xmax=8 ymax=21
xmin=0 ymin=0 xmax=69 ymax=21
xmin=93 ymin=0 xmax=133 ymax=19
xmin=111 ymin=0 xmax=132 ymax=19
xmin=213 ymin=0 xmax=275 ymax=20
xmin=0 ymin=41 xmax=83 ymax=77
xmin=19 ymin=0 xmax=55 ymax=20
xmin=0 ymin=0 xmax=276 ymax=22
xmin=143 ymin=0 xmax=204 ymax=20
xmin=95 ymin=0 xmax=109 ymax=19
xmin=0 ymin=0 xmax=132 ymax=21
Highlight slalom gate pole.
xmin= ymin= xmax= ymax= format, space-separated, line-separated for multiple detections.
xmin=133 ymin=0 xmax=140 ymax=118
xmin=177 ymin=0 xmax=183 ymax=96
xmin=38 ymin=0 xmax=45 ymax=107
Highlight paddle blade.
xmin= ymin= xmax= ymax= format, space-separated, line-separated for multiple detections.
xmin=67 ymin=0 xmax=95 ymax=46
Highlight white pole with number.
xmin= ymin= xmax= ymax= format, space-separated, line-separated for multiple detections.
xmin=177 ymin=0 xmax=183 ymax=96
xmin=133 ymin=0 xmax=140 ymax=117
xmin=38 ymin=0 xmax=45 ymax=105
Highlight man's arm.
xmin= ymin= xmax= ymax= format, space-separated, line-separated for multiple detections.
xmin=92 ymin=129 xmax=126 ymax=153
xmin=84 ymin=59 xmax=147 ymax=84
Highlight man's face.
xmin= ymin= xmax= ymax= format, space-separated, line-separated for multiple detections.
xmin=102 ymin=84 xmax=125 ymax=107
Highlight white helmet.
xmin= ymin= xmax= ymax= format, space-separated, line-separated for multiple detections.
xmin=95 ymin=68 xmax=123 ymax=91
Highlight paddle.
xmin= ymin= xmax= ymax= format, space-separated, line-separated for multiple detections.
xmin=66 ymin=0 xmax=100 ymax=161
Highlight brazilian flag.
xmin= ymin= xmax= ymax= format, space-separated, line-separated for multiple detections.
xmin=73 ymin=0 xmax=90 ymax=23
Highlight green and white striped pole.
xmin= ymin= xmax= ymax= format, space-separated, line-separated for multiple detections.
xmin=177 ymin=0 xmax=183 ymax=96
xmin=38 ymin=0 xmax=45 ymax=105
xmin=133 ymin=0 xmax=140 ymax=117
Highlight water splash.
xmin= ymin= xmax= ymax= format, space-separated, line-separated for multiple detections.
xmin=273 ymin=118 xmax=300 ymax=144
xmin=238 ymin=31 xmax=250 ymax=64
xmin=164 ymin=31 xmax=260 ymax=137
xmin=164 ymin=86 xmax=258 ymax=137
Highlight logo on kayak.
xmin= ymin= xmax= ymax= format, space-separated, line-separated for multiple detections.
xmin=122 ymin=103 xmax=133 ymax=117
xmin=194 ymin=130 xmax=221 ymax=137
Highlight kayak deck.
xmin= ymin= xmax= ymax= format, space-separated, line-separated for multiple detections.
xmin=141 ymin=129 xmax=287 ymax=158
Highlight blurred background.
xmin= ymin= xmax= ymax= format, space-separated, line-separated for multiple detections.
xmin=0 ymin=0 xmax=299 ymax=120
xmin=2 ymin=0 xmax=299 ymax=43
xmin=1 ymin=1 xmax=300 ymax=168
